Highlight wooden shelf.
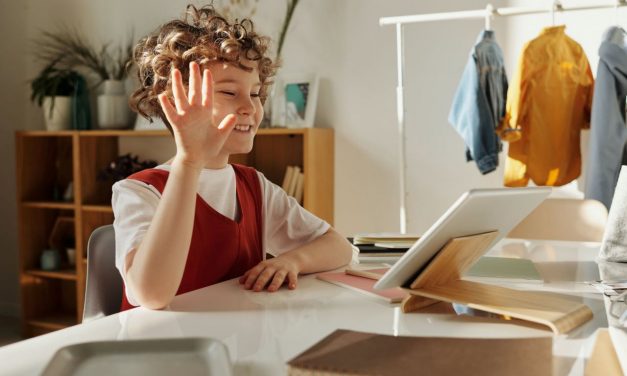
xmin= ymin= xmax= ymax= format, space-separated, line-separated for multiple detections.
xmin=25 ymin=269 xmax=77 ymax=281
xmin=78 ymin=130 xmax=170 ymax=137
xmin=27 ymin=314 xmax=76 ymax=331
xmin=82 ymin=205 xmax=114 ymax=213
xmin=22 ymin=201 xmax=75 ymax=210
xmin=15 ymin=131 xmax=75 ymax=137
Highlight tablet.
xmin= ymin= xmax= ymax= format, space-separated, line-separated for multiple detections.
xmin=374 ymin=187 xmax=551 ymax=290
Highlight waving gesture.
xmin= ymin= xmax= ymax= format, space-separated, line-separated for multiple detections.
xmin=158 ymin=62 xmax=237 ymax=169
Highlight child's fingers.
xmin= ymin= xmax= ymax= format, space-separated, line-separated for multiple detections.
xmin=243 ymin=265 xmax=264 ymax=289
xmin=158 ymin=93 xmax=178 ymax=126
xmin=239 ymin=270 xmax=250 ymax=284
xmin=217 ymin=113 xmax=237 ymax=131
xmin=187 ymin=62 xmax=202 ymax=106
xmin=171 ymin=69 xmax=189 ymax=112
xmin=287 ymin=271 xmax=298 ymax=290
xmin=267 ymin=270 xmax=288 ymax=292
xmin=201 ymin=68 xmax=213 ymax=108
xmin=252 ymin=268 xmax=275 ymax=292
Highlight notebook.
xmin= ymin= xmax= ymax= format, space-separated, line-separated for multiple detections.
xmin=316 ymin=271 xmax=406 ymax=303
xmin=287 ymin=329 xmax=552 ymax=376
xmin=352 ymin=233 xmax=420 ymax=245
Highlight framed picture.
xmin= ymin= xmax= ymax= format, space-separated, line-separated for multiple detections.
xmin=272 ymin=73 xmax=319 ymax=128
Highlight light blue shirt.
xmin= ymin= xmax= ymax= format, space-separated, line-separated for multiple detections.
xmin=448 ymin=30 xmax=508 ymax=175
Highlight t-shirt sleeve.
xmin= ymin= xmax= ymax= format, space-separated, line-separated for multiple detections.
xmin=258 ymin=171 xmax=331 ymax=256
xmin=111 ymin=179 xmax=161 ymax=306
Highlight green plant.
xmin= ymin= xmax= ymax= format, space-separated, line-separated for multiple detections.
xmin=276 ymin=0 xmax=300 ymax=59
xmin=30 ymin=59 xmax=82 ymax=115
xmin=219 ymin=0 xmax=300 ymax=59
xmin=33 ymin=26 xmax=133 ymax=83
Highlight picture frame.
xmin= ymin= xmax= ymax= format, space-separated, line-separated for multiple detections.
xmin=272 ymin=73 xmax=319 ymax=128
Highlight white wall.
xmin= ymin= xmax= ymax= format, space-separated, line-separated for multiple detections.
xmin=0 ymin=0 xmax=28 ymax=317
xmin=331 ymin=0 xmax=511 ymax=238
xmin=1 ymin=0 xmax=617 ymax=316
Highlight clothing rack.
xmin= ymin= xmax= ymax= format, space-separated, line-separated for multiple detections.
xmin=379 ymin=0 xmax=627 ymax=234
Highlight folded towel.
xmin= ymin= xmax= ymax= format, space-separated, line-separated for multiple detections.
xmin=600 ymin=166 xmax=627 ymax=261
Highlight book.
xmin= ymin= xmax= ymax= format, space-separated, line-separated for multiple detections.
xmin=374 ymin=241 xmax=415 ymax=249
xmin=352 ymin=232 xmax=420 ymax=245
xmin=349 ymin=240 xmax=410 ymax=254
xmin=355 ymin=252 xmax=405 ymax=257
xmin=293 ymin=172 xmax=304 ymax=204
xmin=287 ymin=166 xmax=301 ymax=196
xmin=281 ymin=166 xmax=295 ymax=192
xmin=345 ymin=267 xmax=388 ymax=280
xmin=355 ymin=255 xmax=401 ymax=264
xmin=287 ymin=329 xmax=552 ymax=376
xmin=347 ymin=257 xmax=542 ymax=283
xmin=316 ymin=271 xmax=406 ymax=303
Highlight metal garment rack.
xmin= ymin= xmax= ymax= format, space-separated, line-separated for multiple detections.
xmin=379 ymin=0 xmax=627 ymax=234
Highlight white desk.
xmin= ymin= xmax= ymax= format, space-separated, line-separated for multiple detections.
xmin=0 ymin=239 xmax=624 ymax=375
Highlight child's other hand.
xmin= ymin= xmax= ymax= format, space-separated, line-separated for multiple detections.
xmin=239 ymin=255 xmax=300 ymax=292
xmin=158 ymin=62 xmax=237 ymax=169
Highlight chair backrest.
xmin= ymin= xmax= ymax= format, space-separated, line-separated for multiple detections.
xmin=83 ymin=224 xmax=122 ymax=322
xmin=507 ymin=198 xmax=608 ymax=242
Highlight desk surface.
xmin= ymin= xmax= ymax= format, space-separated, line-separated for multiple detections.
xmin=1 ymin=239 xmax=625 ymax=375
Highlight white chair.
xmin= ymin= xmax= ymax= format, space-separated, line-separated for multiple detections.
xmin=507 ymin=198 xmax=608 ymax=242
xmin=83 ymin=225 xmax=123 ymax=322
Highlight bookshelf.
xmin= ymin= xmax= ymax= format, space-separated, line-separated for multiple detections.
xmin=15 ymin=127 xmax=334 ymax=337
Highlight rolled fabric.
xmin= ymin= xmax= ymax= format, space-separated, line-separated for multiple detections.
xmin=600 ymin=166 xmax=627 ymax=261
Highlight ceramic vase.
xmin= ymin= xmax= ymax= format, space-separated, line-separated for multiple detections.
xmin=97 ymin=80 xmax=130 ymax=129
xmin=42 ymin=96 xmax=72 ymax=131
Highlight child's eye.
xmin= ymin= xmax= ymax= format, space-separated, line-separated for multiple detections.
xmin=219 ymin=91 xmax=235 ymax=96
xmin=251 ymin=93 xmax=260 ymax=98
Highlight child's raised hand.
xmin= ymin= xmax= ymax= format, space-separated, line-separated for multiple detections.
xmin=239 ymin=256 xmax=300 ymax=292
xmin=158 ymin=62 xmax=237 ymax=169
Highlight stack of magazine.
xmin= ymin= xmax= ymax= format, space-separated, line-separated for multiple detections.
xmin=351 ymin=233 xmax=420 ymax=264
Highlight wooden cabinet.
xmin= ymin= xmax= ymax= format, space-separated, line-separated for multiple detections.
xmin=15 ymin=128 xmax=333 ymax=337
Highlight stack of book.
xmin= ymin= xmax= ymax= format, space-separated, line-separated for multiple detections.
xmin=281 ymin=165 xmax=304 ymax=204
xmin=350 ymin=232 xmax=420 ymax=264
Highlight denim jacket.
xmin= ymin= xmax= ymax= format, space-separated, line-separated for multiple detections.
xmin=448 ymin=30 xmax=508 ymax=174
xmin=585 ymin=27 xmax=627 ymax=209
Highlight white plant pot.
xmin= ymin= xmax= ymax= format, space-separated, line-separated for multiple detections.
xmin=97 ymin=79 xmax=130 ymax=129
xmin=97 ymin=95 xmax=130 ymax=129
xmin=102 ymin=79 xmax=125 ymax=95
xmin=42 ymin=96 xmax=72 ymax=131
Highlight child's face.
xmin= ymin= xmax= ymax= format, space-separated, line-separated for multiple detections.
xmin=208 ymin=60 xmax=263 ymax=156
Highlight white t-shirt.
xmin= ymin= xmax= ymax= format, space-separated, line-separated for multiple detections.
xmin=112 ymin=164 xmax=330 ymax=305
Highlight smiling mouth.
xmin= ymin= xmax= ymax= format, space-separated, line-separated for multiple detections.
xmin=234 ymin=124 xmax=252 ymax=133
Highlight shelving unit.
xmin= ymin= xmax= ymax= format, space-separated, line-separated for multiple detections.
xmin=15 ymin=128 xmax=334 ymax=337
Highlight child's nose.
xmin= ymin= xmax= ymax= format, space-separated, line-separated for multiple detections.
xmin=237 ymin=96 xmax=256 ymax=116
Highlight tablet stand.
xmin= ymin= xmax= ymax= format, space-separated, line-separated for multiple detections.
xmin=400 ymin=231 xmax=593 ymax=334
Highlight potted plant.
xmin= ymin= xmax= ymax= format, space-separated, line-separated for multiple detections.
xmin=30 ymin=60 xmax=82 ymax=131
xmin=34 ymin=27 xmax=134 ymax=129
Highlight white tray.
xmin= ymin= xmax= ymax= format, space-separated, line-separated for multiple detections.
xmin=42 ymin=337 xmax=233 ymax=376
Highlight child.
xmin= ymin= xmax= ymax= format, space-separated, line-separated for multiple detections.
xmin=112 ymin=4 xmax=353 ymax=310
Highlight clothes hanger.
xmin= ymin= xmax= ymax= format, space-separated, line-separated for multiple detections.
xmin=485 ymin=3 xmax=494 ymax=31
xmin=550 ymin=0 xmax=563 ymax=26
xmin=615 ymin=0 xmax=626 ymax=28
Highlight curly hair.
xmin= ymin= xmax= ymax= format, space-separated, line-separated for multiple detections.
xmin=129 ymin=3 xmax=278 ymax=132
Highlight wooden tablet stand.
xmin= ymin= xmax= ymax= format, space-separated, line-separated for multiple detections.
xmin=400 ymin=231 xmax=593 ymax=334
